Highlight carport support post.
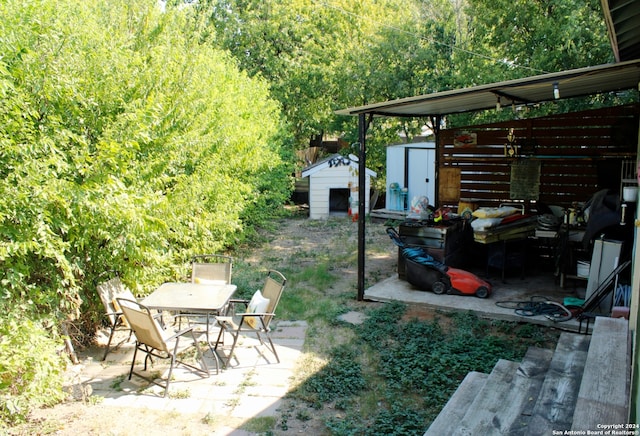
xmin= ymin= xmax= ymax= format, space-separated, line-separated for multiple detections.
xmin=357 ymin=113 xmax=367 ymax=301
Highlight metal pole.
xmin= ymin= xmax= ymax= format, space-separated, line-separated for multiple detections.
xmin=357 ymin=113 xmax=366 ymax=301
xmin=432 ymin=115 xmax=441 ymax=206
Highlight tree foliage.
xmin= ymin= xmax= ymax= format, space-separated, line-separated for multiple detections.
xmin=0 ymin=0 xmax=289 ymax=423
xmin=200 ymin=0 xmax=448 ymax=184
xmin=447 ymin=0 xmax=615 ymax=126
xmin=464 ymin=0 xmax=611 ymax=74
xmin=200 ymin=0 xmax=353 ymax=148
xmin=199 ymin=0 xmax=613 ymax=186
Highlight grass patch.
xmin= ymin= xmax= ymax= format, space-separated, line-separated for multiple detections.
xmin=240 ymin=416 xmax=276 ymax=433
xmin=110 ymin=375 xmax=127 ymax=391
xmin=168 ymin=389 xmax=190 ymax=399
xmin=291 ymin=262 xmax=338 ymax=290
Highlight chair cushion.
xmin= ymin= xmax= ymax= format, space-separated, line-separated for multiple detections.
xmin=245 ymin=290 xmax=270 ymax=328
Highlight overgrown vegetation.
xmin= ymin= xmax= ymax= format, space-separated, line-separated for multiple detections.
xmin=227 ymin=217 xmax=562 ymax=435
xmin=288 ymin=301 xmax=560 ymax=435
xmin=0 ymin=0 xmax=290 ymax=426
xmin=0 ymin=315 xmax=67 ymax=425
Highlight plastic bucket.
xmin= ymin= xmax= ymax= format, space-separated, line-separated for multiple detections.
xmin=577 ymin=261 xmax=590 ymax=278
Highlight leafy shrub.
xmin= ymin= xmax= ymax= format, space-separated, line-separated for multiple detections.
xmin=0 ymin=311 xmax=67 ymax=426
xmin=0 ymin=0 xmax=290 ymax=421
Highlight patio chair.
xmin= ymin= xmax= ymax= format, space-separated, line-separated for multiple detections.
xmin=176 ymin=254 xmax=234 ymax=339
xmin=116 ymin=298 xmax=209 ymax=397
xmin=191 ymin=254 xmax=233 ymax=285
xmin=96 ymin=274 xmax=137 ymax=361
xmin=214 ymin=270 xmax=287 ymax=368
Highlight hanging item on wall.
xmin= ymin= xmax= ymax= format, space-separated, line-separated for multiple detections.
xmin=510 ymin=160 xmax=541 ymax=200
xmin=438 ymin=167 xmax=461 ymax=203
xmin=504 ymin=128 xmax=519 ymax=157
xmin=453 ymin=131 xmax=477 ymax=147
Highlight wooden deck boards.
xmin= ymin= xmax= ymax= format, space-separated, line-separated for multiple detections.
xmin=457 ymin=348 xmax=554 ymax=435
xmin=453 ymin=359 xmax=522 ymax=435
xmin=571 ymin=317 xmax=630 ymax=431
xmin=424 ymin=316 xmax=630 ymax=436
xmin=527 ymin=333 xmax=590 ymax=434
xmin=425 ymin=371 xmax=488 ymax=435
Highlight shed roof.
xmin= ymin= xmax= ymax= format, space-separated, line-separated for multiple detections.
xmin=301 ymin=154 xmax=376 ymax=178
xmin=336 ymin=59 xmax=640 ymax=118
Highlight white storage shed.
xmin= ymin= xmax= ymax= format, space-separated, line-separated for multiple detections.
xmin=301 ymin=154 xmax=377 ymax=219
xmin=385 ymin=142 xmax=436 ymax=211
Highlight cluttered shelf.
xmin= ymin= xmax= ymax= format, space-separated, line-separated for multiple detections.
xmin=385 ymin=186 xmax=634 ymax=319
xmin=469 ymin=205 xmax=536 ymax=281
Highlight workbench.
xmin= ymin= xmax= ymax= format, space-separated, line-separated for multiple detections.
xmin=472 ymin=216 xmax=537 ymax=281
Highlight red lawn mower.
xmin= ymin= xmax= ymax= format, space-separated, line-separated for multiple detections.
xmin=387 ymin=227 xmax=491 ymax=298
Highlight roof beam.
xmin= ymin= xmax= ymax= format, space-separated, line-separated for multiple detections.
xmin=492 ymin=89 xmax=535 ymax=105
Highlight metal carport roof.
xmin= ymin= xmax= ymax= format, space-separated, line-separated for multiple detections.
xmin=336 ymin=59 xmax=640 ymax=118
xmin=602 ymin=0 xmax=640 ymax=62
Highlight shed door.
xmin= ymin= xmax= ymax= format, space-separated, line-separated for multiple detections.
xmin=406 ymin=147 xmax=436 ymax=207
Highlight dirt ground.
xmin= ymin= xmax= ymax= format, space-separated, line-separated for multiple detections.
xmin=9 ymin=212 xmax=407 ymax=436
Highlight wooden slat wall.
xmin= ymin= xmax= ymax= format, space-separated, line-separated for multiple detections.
xmin=438 ymin=104 xmax=639 ymax=210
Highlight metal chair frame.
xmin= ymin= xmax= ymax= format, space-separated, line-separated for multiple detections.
xmin=177 ymin=254 xmax=234 ymax=344
xmin=117 ymin=298 xmax=209 ymax=397
xmin=214 ymin=270 xmax=287 ymax=368
xmin=96 ymin=273 xmax=136 ymax=361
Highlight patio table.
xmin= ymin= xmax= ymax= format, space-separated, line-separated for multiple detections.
xmin=142 ymin=282 xmax=237 ymax=314
xmin=141 ymin=282 xmax=237 ymax=371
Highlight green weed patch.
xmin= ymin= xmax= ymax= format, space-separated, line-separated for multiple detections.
xmin=287 ymin=302 xmax=560 ymax=436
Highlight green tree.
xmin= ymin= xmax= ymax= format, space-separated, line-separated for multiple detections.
xmin=464 ymin=0 xmax=611 ymax=74
xmin=448 ymin=0 xmax=613 ymax=125
xmin=0 ymin=0 xmax=289 ymax=424
xmin=331 ymin=0 xmax=463 ymax=186
xmin=200 ymin=0 xmax=448 ymax=185
xmin=199 ymin=0 xmax=616 ymax=173
xmin=200 ymin=0 xmax=340 ymax=148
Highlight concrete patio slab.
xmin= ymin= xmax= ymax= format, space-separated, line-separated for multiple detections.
xmin=365 ymin=272 xmax=589 ymax=331
xmin=65 ymin=320 xmax=308 ymax=434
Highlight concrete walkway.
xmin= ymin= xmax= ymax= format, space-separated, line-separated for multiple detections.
xmin=70 ymin=320 xmax=307 ymax=434
xmin=366 ymin=273 xmax=587 ymax=331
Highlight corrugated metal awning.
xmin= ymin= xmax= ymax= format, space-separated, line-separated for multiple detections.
xmin=336 ymin=59 xmax=640 ymax=118
xmin=602 ymin=0 xmax=640 ymax=62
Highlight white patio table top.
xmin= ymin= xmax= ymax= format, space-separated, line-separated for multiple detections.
xmin=141 ymin=282 xmax=237 ymax=314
